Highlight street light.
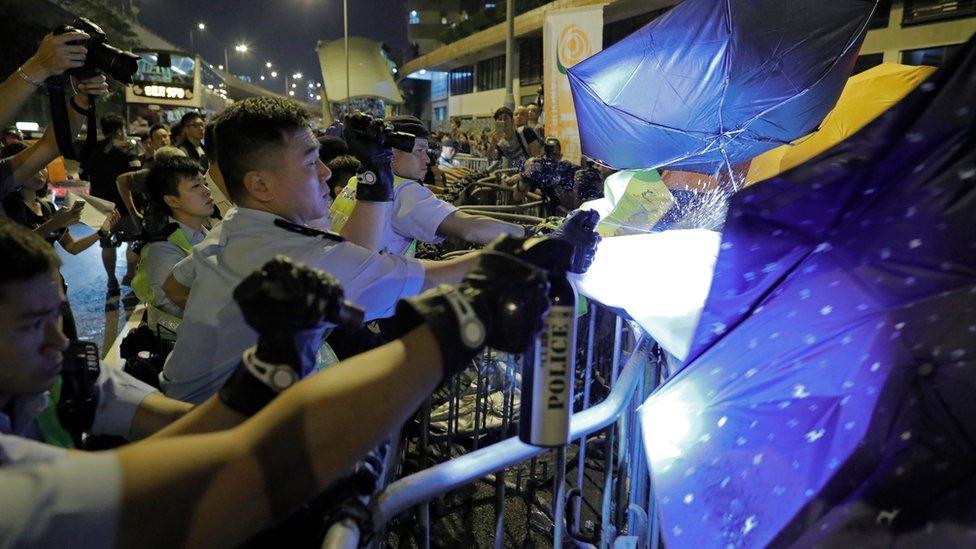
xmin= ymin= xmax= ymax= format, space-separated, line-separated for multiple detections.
xmin=270 ymin=71 xmax=278 ymax=78
xmin=288 ymin=91 xmax=295 ymax=96
xmin=266 ymin=61 xmax=273 ymax=68
xmin=224 ymin=43 xmax=249 ymax=76
xmin=292 ymin=72 xmax=303 ymax=79
xmin=190 ymin=22 xmax=206 ymax=53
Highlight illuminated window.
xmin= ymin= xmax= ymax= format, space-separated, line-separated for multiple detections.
xmin=409 ymin=10 xmax=420 ymax=24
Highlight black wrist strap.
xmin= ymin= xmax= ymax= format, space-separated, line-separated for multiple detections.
xmin=392 ymin=287 xmax=485 ymax=381
xmin=355 ymin=169 xmax=393 ymax=202
xmin=218 ymin=359 xmax=279 ymax=416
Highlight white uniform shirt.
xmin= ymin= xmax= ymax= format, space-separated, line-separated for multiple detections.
xmin=0 ymin=366 xmax=154 ymax=546
xmin=0 ymin=365 xmax=156 ymax=442
xmin=142 ymin=220 xmax=208 ymax=317
xmin=385 ymin=180 xmax=457 ymax=256
xmin=331 ymin=178 xmax=457 ymax=257
xmin=161 ymin=206 xmax=426 ymax=403
xmin=0 ymin=445 xmax=122 ymax=548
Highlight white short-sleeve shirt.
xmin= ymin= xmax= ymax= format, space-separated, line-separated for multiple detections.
xmin=0 ymin=441 xmax=122 ymax=547
xmin=161 ymin=207 xmax=426 ymax=403
xmin=385 ymin=179 xmax=458 ymax=256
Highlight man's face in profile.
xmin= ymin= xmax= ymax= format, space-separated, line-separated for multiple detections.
xmin=0 ymin=270 xmax=69 ymax=400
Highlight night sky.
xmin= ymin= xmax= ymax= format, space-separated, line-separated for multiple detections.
xmin=138 ymin=0 xmax=408 ymax=94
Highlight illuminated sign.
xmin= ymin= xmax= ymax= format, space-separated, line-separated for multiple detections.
xmin=131 ymin=83 xmax=194 ymax=100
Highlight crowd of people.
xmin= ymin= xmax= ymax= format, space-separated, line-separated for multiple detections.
xmin=0 ymin=29 xmax=600 ymax=545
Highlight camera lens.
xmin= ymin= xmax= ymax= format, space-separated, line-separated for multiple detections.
xmin=90 ymin=43 xmax=140 ymax=84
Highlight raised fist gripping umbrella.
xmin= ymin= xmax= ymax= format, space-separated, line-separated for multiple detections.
xmin=567 ymin=0 xmax=876 ymax=179
xmin=639 ymin=35 xmax=976 ymax=547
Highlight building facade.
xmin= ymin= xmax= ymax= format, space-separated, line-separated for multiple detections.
xmin=400 ymin=0 xmax=976 ymax=132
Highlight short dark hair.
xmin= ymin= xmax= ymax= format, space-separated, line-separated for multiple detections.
xmin=149 ymin=123 xmax=169 ymax=139
xmin=494 ymin=106 xmax=513 ymax=120
xmin=326 ymin=154 xmax=361 ymax=198
xmin=100 ymin=114 xmax=125 ymax=137
xmin=146 ymin=156 xmax=203 ymax=216
xmin=0 ymin=219 xmax=60 ymax=301
xmin=212 ymin=97 xmax=311 ymax=203
xmin=318 ymin=135 xmax=348 ymax=164
xmin=203 ymin=122 xmax=217 ymax=161
xmin=180 ymin=111 xmax=204 ymax=127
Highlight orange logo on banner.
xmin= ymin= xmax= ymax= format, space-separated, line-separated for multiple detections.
xmin=557 ymin=24 xmax=591 ymax=74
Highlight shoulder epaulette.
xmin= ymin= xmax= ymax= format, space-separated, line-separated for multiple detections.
xmin=273 ymin=218 xmax=344 ymax=242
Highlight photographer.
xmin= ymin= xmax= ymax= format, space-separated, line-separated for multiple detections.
xmin=0 ymin=216 xmax=554 ymax=547
xmin=0 ymin=31 xmax=109 ymax=210
xmin=517 ymin=137 xmax=580 ymax=214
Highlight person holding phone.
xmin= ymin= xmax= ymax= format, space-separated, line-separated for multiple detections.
xmin=489 ymin=106 xmax=542 ymax=172
xmin=1 ymin=141 xmax=121 ymax=338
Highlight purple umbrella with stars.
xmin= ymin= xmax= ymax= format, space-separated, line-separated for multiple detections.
xmin=639 ymin=34 xmax=976 ymax=548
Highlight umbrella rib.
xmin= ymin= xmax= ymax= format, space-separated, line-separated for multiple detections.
xmin=735 ymin=6 xmax=875 ymax=136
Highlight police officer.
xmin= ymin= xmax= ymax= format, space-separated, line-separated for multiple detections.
xmin=157 ymin=99 xmax=471 ymax=403
xmin=131 ymin=156 xmax=214 ymax=338
xmin=159 ymin=99 xmax=599 ymax=404
xmin=0 ymin=212 xmax=553 ymax=546
xmin=332 ymin=115 xmax=526 ymax=257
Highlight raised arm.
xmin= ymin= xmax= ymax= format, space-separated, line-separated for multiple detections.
xmin=0 ymin=31 xmax=89 ymax=129
xmin=118 ymin=251 xmax=549 ymax=547
xmin=437 ymin=210 xmax=525 ymax=245
xmin=10 ymin=75 xmax=109 ymax=185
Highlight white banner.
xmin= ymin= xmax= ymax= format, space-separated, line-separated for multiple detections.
xmin=544 ymin=5 xmax=604 ymax=164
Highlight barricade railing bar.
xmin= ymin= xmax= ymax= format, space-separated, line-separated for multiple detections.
xmin=322 ymin=305 xmax=665 ymax=548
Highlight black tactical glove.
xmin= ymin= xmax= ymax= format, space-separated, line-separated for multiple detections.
xmin=393 ymin=241 xmax=551 ymax=379
xmin=549 ymin=209 xmax=601 ymax=274
xmin=342 ymin=112 xmax=395 ymax=202
xmin=219 ymin=256 xmax=365 ymax=416
xmin=489 ymin=210 xmax=600 ymax=275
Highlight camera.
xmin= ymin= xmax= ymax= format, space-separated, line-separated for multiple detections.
xmin=53 ymin=17 xmax=139 ymax=84
xmin=543 ymin=137 xmax=561 ymax=159
xmin=343 ymin=113 xmax=416 ymax=153
xmin=56 ymin=340 xmax=102 ymax=444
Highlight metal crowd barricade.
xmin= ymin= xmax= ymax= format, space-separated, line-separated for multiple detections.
xmin=322 ymin=305 xmax=666 ymax=548
xmin=452 ymin=153 xmax=492 ymax=172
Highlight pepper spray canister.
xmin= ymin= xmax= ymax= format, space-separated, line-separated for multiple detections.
xmin=519 ymin=272 xmax=577 ymax=447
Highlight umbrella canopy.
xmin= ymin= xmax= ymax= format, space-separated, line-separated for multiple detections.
xmin=748 ymin=63 xmax=937 ymax=184
xmin=567 ymin=0 xmax=874 ymax=174
xmin=640 ymin=35 xmax=976 ymax=548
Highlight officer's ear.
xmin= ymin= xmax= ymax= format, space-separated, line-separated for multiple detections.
xmin=162 ymin=193 xmax=182 ymax=211
xmin=242 ymin=170 xmax=275 ymax=203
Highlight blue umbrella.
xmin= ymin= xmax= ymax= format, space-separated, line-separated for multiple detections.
xmin=640 ymin=35 xmax=976 ymax=547
xmin=567 ymin=0 xmax=875 ymax=175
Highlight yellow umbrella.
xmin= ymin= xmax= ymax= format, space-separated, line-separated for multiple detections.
xmin=747 ymin=63 xmax=936 ymax=185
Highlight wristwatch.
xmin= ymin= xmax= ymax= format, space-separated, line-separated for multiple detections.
xmin=242 ymin=347 xmax=298 ymax=392
xmin=358 ymin=171 xmax=378 ymax=186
